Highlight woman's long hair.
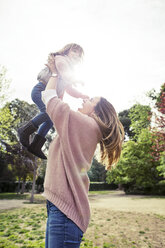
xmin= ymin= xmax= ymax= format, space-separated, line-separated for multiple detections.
xmin=53 ymin=43 xmax=84 ymax=59
xmin=93 ymin=97 xmax=125 ymax=170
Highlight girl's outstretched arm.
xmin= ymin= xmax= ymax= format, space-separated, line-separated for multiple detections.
xmin=45 ymin=55 xmax=58 ymax=90
xmin=65 ymin=84 xmax=89 ymax=99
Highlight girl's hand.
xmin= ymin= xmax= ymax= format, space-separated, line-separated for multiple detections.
xmin=80 ymin=94 xmax=90 ymax=99
xmin=45 ymin=55 xmax=58 ymax=74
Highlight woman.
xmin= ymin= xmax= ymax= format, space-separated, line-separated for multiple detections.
xmin=42 ymin=55 xmax=124 ymax=248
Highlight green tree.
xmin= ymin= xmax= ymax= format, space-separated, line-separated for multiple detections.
xmin=0 ymin=103 xmax=16 ymax=182
xmin=0 ymin=98 xmax=38 ymax=148
xmin=0 ymin=97 xmax=55 ymax=197
xmin=106 ymin=128 xmax=161 ymax=193
xmin=118 ymin=109 xmax=133 ymax=139
xmin=0 ymin=99 xmax=38 ymax=193
xmin=0 ymin=67 xmax=47 ymax=197
xmin=129 ymin=104 xmax=151 ymax=140
xmin=0 ymin=66 xmax=14 ymax=184
xmin=106 ymin=102 xmax=164 ymax=194
xmin=157 ymin=154 xmax=165 ymax=178
xmin=88 ymin=157 xmax=107 ymax=182
xmin=0 ymin=65 xmax=11 ymax=107
xmin=150 ymin=83 xmax=165 ymax=179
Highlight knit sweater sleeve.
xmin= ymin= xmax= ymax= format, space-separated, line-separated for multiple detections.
xmin=46 ymin=96 xmax=102 ymax=145
xmin=46 ymin=97 xmax=71 ymax=138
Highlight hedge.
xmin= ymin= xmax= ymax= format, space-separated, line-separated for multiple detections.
xmin=89 ymin=182 xmax=118 ymax=191
xmin=0 ymin=181 xmax=118 ymax=193
xmin=0 ymin=181 xmax=32 ymax=193
xmin=123 ymin=182 xmax=165 ymax=196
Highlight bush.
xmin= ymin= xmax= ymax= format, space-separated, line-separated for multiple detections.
xmin=123 ymin=181 xmax=165 ymax=195
xmin=36 ymin=176 xmax=44 ymax=193
xmin=0 ymin=181 xmax=32 ymax=193
xmin=0 ymin=181 xmax=18 ymax=193
xmin=89 ymin=182 xmax=118 ymax=191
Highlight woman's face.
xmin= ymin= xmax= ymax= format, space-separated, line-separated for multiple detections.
xmin=78 ymin=97 xmax=101 ymax=115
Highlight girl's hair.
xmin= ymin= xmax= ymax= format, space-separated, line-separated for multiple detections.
xmin=93 ymin=97 xmax=125 ymax=170
xmin=53 ymin=43 xmax=84 ymax=58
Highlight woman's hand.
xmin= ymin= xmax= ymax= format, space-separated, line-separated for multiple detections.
xmin=45 ymin=55 xmax=58 ymax=74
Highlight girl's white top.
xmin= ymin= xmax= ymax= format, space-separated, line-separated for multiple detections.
xmin=37 ymin=55 xmax=74 ymax=97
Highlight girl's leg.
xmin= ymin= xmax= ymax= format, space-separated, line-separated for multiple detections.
xmin=27 ymin=83 xmax=52 ymax=158
xmin=31 ymin=82 xmax=53 ymax=137
xmin=31 ymin=82 xmax=46 ymax=113
xmin=18 ymin=82 xmax=52 ymax=149
xmin=32 ymin=111 xmax=53 ymax=132
xmin=37 ymin=118 xmax=53 ymax=137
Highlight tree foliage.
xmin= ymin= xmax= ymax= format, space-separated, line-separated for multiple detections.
xmin=88 ymin=157 xmax=107 ymax=182
xmin=118 ymin=109 xmax=133 ymax=139
xmin=155 ymin=83 xmax=165 ymax=113
xmin=0 ymin=65 xmax=11 ymax=107
xmin=0 ymin=98 xmax=38 ymax=146
xmin=0 ymin=98 xmax=39 ymax=192
xmin=128 ymin=104 xmax=151 ymax=140
xmin=150 ymin=83 xmax=165 ymax=177
xmin=107 ymin=129 xmax=161 ymax=191
xmin=106 ymin=99 xmax=164 ymax=194
xmin=0 ymin=67 xmax=54 ymax=195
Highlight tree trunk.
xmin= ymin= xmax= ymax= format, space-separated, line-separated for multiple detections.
xmin=30 ymin=158 xmax=37 ymax=203
xmin=17 ymin=178 xmax=21 ymax=194
xmin=118 ymin=184 xmax=123 ymax=190
xmin=21 ymin=179 xmax=26 ymax=194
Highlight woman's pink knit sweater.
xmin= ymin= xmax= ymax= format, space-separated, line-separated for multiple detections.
xmin=42 ymin=96 xmax=102 ymax=233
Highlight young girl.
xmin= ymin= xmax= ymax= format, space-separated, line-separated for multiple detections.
xmin=18 ymin=43 xmax=88 ymax=159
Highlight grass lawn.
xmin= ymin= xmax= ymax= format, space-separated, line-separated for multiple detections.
xmin=0 ymin=193 xmax=45 ymax=202
xmin=0 ymin=191 xmax=115 ymax=200
xmin=0 ymin=192 xmax=165 ymax=248
xmin=0 ymin=207 xmax=46 ymax=248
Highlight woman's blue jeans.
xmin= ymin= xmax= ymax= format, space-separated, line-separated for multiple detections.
xmin=45 ymin=200 xmax=83 ymax=248
xmin=31 ymin=82 xmax=53 ymax=137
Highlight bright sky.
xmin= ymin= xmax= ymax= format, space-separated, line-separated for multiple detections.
xmin=0 ymin=0 xmax=165 ymax=112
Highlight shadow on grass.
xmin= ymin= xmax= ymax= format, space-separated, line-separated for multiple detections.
xmin=0 ymin=193 xmax=46 ymax=204
xmin=131 ymin=195 xmax=165 ymax=200
xmin=22 ymin=199 xmax=46 ymax=205
xmin=0 ymin=193 xmax=29 ymax=200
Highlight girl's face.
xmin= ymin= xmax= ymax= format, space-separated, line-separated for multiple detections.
xmin=78 ymin=97 xmax=101 ymax=115
xmin=67 ymin=49 xmax=82 ymax=64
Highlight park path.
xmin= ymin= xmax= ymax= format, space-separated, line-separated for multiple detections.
xmin=0 ymin=191 xmax=165 ymax=216
xmin=90 ymin=191 xmax=165 ymax=216
xmin=0 ymin=199 xmax=29 ymax=210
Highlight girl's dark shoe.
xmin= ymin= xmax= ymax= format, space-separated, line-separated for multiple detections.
xmin=18 ymin=121 xmax=37 ymax=148
xmin=28 ymin=134 xmax=47 ymax=160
